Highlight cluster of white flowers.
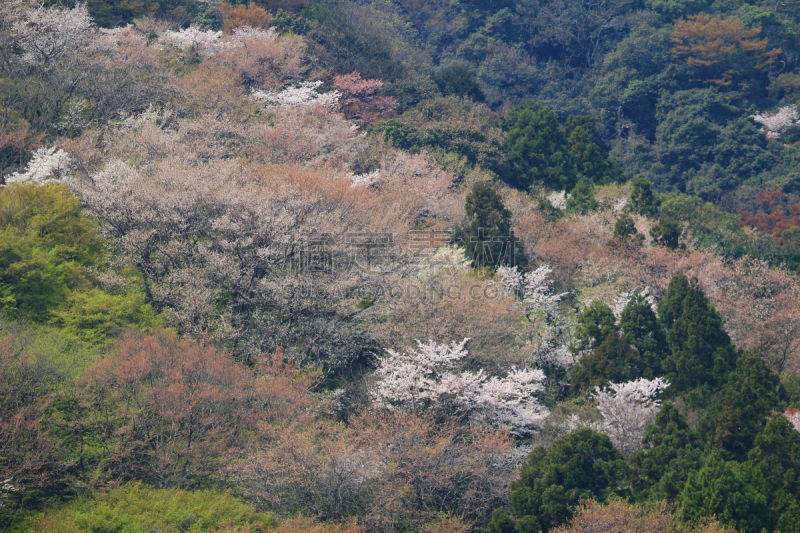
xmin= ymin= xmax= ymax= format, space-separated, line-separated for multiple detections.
xmin=546 ymin=190 xmax=568 ymax=210
xmin=497 ymin=265 xmax=576 ymax=369
xmin=348 ymin=169 xmax=381 ymax=187
xmin=787 ymin=409 xmax=800 ymax=433
xmin=610 ymin=287 xmax=658 ymax=321
xmin=159 ymin=26 xmax=229 ymax=56
xmin=4 ymin=146 xmax=72 ymax=185
xmin=252 ymin=81 xmax=341 ymax=110
xmin=158 ymin=25 xmax=277 ymax=58
xmin=415 ymin=244 xmax=472 ymax=280
xmin=496 ymin=265 xmax=567 ymax=315
xmin=228 ymin=25 xmax=277 ymax=44
xmin=614 ymin=198 xmax=630 ymax=212
xmin=115 ymin=105 xmax=175 ymax=129
xmin=569 ymin=377 xmax=669 ymax=458
xmin=751 ymin=106 xmax=798 ymax=140
xmin=0 ymin=478 xmax=16 ymax=508
xmin=12 ymin=2 xmax=94 ymax=66
xmin=371 ymin=339 xmax=550 ymax=435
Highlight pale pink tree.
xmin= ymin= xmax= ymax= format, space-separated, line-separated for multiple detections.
xmin=371 ymin=339 xmax=550 ymax=435
xmin=567 ymin=377 xmax=669 ymax=458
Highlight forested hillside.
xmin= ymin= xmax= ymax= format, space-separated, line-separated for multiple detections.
xmin=1 ymin=0 xmax=800 ymax=531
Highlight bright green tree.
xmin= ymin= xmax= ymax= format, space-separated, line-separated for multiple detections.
xmin=0 ymin=184 xmax=104 ymax=321
xmin=565 ymin=180 xmax=599 ymax=214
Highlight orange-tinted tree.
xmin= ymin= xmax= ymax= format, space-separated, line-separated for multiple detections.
xmin=218 ymin=3 xmax=272 ymax=33
xmin=671 ymin=15 xmax=780 ymax=92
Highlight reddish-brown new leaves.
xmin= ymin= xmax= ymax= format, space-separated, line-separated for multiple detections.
xmin=0 ymin=335 xmax=66 ymax=491
xmin=83 ymin=330 xmax=305 ymax=488
xmin=332 ymin=72 xmax=398 ymax=129
xmin=739 ymin=188 xmax=800 ymax=239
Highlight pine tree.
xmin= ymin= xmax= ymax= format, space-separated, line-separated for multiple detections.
xmin=679 ymin=452 xmax=770 ymax=533
xmin=629 ymin=176 xmax=661 ymax=218
xmin=455 ymin=182 xmax=525 ymax=270
xmin=574 ymin=300 xmax=618 ymax=350
xmin=660 ymin=274 xmax=737 ymax=393
xmin=571 ymin=332 xmax=642 ymax=390
xmin=610 ymin=214 xmax=644 ymax=246
xmin=700 ymin=352 xmax=785 ymax=461
xmin=658 ymin=272 xmax=691 ymax=331
xmin=649 ymin=218 xmax=683 ymax=249
xmin=490 ymin=509 xmax=519 ymax=533
xmin=510 ymin=427 xmax=630 ymax=533
xmin=630 ymin=401 xmax=702 ymax=501
xmin=746 ymin=415 xmax=800 ymax=533
xmin=504 ymin=100 xmax=576 ymax=191
xmin=565 ymin=116 xmax=624 ymax=186
xmin=619 ymin=294 xmax=667 ymax=379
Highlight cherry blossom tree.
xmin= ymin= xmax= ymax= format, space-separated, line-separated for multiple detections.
xmin=568 ymin=377 xmax=670 ymax=458
xmin=751 ymin=106 xmax=798 ymax=139
xmin=496 ymin=265 xmax=576 ymax=399
xmin=11 ymin=2 xmax=94 ymax=67
xmin=331 ymin=71 xmax=398 ymax=129
xmin=371 ymin=339 xmax=550 ymax=435
xmin=787 ymin=408 xmax=800 ymax=433
xmin=253 ymin=81 xmax=341 ymax=110
xmin=3 ymin=146 xmax=71 ymax=185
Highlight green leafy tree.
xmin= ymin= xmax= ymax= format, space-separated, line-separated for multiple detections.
xmin=490 ymin=509 xmax=518 ymax=533
xmin=654 ymin=89 xmax=772 ymax=196
xmin=0 ymin=184 xmax=104 ymax=321
xmin=630 ymin=401 xmax=703 ymax=501
xmin=27 ymin=482 xmax=275 ymax=532
xmin=455 ymin=182 xmax=525 ymax=269
xmin=566 ymin=180 xmax=599 ymax=214
xmin=434 ymin=63 xmax=486 ymax=102
xmin=504 ymin=100 xmax=576 ymax=191
xmin=510 ymin=427 xmax=630 ymax=532
xmin=49 ymin=288 xmax=161 ymax=345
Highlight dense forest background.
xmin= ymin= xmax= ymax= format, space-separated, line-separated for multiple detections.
xmin=2 ymin=0 xmax=800 ymax=531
